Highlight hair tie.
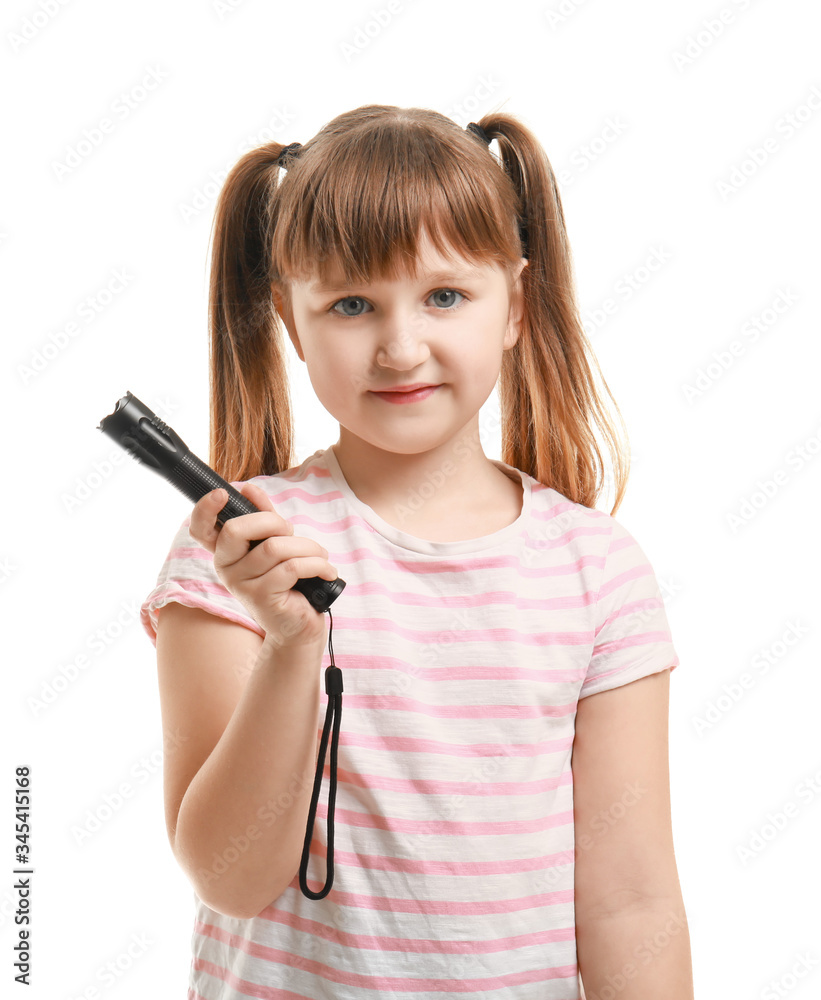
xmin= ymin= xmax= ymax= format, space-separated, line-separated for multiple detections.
xmin=466 ymin=122 xmax=492 ymax=147
xmin=276 ymin=142 xmax=303 ymax=169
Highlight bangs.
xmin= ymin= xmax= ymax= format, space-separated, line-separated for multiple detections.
xmin=269 ymin=118 xmax=523 ymax=293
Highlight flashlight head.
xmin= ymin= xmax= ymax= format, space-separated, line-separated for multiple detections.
xmin=97 ymin=391 xmax=187 ymax=474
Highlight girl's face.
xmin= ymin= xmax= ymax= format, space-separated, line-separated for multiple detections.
xmin=274 ymin=229 xmax=527 ymax=459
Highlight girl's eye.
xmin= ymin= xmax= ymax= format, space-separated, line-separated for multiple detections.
xmin=331 ymin=296 xmax=370 ymax=318
xmin=329 ymin=288 xmax=466 ymax=318
xmin=429 ymin=289 xmax=464 ymax=310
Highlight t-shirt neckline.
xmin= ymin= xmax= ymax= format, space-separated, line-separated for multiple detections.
xmin=320 ymin=444 xmax=531 ymax=556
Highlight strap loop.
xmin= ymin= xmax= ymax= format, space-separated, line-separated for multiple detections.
xmin=298 ymin=608 xmax=343 ymax=899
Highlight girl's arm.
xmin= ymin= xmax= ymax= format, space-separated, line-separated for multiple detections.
xmin=156 ymin=602 xmax=325 ymax=918
xmin=572 ymin=668 xmax=694 ymax=998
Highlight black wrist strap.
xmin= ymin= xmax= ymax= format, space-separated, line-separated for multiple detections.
xmin=298 ymin=608 xmax=343 ymax=900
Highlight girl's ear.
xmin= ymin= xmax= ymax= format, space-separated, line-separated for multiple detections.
xmin=272 ymin=285 xmax=306 ymax=362
xmin=503 ymin=258 xmax=529 ymax=351
xmin=271 ymin=284 xmax=286 ymax=318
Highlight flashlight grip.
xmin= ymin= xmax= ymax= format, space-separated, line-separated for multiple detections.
xmin=169 ymin=450 xmax=259 ymax=521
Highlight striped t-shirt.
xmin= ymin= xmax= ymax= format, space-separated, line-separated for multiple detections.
xmin=140 ymin=445 xmax=679 ymax=1000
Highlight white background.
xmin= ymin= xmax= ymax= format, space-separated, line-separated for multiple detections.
xmin=3 ymin=0 xmax=820 ymax=996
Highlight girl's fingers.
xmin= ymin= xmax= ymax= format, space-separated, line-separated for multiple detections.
xmin=188 ymin=488 xmax=228 ymax=551
xmin=190 ymin=483 xmax=296 ymax=558
xmin=239 ymin=536 xmax=336 ymax=584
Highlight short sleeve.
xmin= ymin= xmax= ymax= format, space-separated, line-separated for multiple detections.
xmin=139 ymin=511 xmax=265 ymax=648
xmin=579 ymin=517 xmax=679 ymax=699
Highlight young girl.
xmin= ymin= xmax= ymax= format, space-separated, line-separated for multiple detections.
xmin=140 ymin=105 xmax=694 ymax=999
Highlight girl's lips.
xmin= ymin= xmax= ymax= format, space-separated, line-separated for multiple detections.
xmin=370 ymin=385 xmax=441 ymax=404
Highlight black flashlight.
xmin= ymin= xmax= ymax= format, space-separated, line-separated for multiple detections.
xmin=97 ymin=391 xmax=345 ymax=613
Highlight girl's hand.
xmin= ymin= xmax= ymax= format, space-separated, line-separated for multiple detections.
xmin=188 ymin=482 xmax=337 ymax=651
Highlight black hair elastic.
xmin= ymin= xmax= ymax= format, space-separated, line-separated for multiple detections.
xmin=466 ymin=121 xmax=492 ymax=146
xmin=276 ymin=142 xmax=303 ymax=168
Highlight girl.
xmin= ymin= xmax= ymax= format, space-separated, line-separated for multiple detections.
xmin=141 ymin=105 xmax=694 ymax=999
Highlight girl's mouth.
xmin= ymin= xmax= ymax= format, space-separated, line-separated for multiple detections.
xmin=370 ymin=385 xmax=441 ymax=404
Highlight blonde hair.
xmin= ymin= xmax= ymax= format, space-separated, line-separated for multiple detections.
xmin=207 ymin=104 xmax=630 ymax=514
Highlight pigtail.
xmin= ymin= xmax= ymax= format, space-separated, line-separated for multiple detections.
xmin=478 ymin=116 xmax=630 ymax=515
xmin=207 ymin=143 xmax=295 ymax=482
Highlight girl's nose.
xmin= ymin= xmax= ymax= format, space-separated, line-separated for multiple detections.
xmin=374 ymin=308 xmax=432 ymax=368
xmin=375 ymin=334 xmax=431 ymax=371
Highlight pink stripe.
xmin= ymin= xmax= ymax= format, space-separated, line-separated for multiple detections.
xmin=608 ymin=531 xmax=639 ymax=554
xmin=193 ymin=959 xmax=308 ymax=1000
xmin=295 ymin=461 xmax=334 ymax=479
xmin=327 ymin=616 xmax=595 ymax=646
xmin=250 ymin=483 xmax=334 ymax=502
xmin=340 ymin=693 xmax=577 ymax=719
xmin=325 ymin=654 xmax=586 ymax=683
xmin=593 ymin=630 xmax=673 ymax=656
xmin=305 ymin=801 xmax=574 ymax=838
xmin=299 ymin=842 xmax=576 ymax=877
xmin=597 ymin=562 xmax=652 ymax=601
xmin=324 ymin=764 xmax=572 ymax=797
xmin=169 ymin=545 xmax=213 ymax=560
xmin=280 ymin=883 xmax=576 ymax=917
xmin=537 ymin=492 xmax=607 ymax=523
xmin=333 ymin=729 xmax=573 ymax=758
